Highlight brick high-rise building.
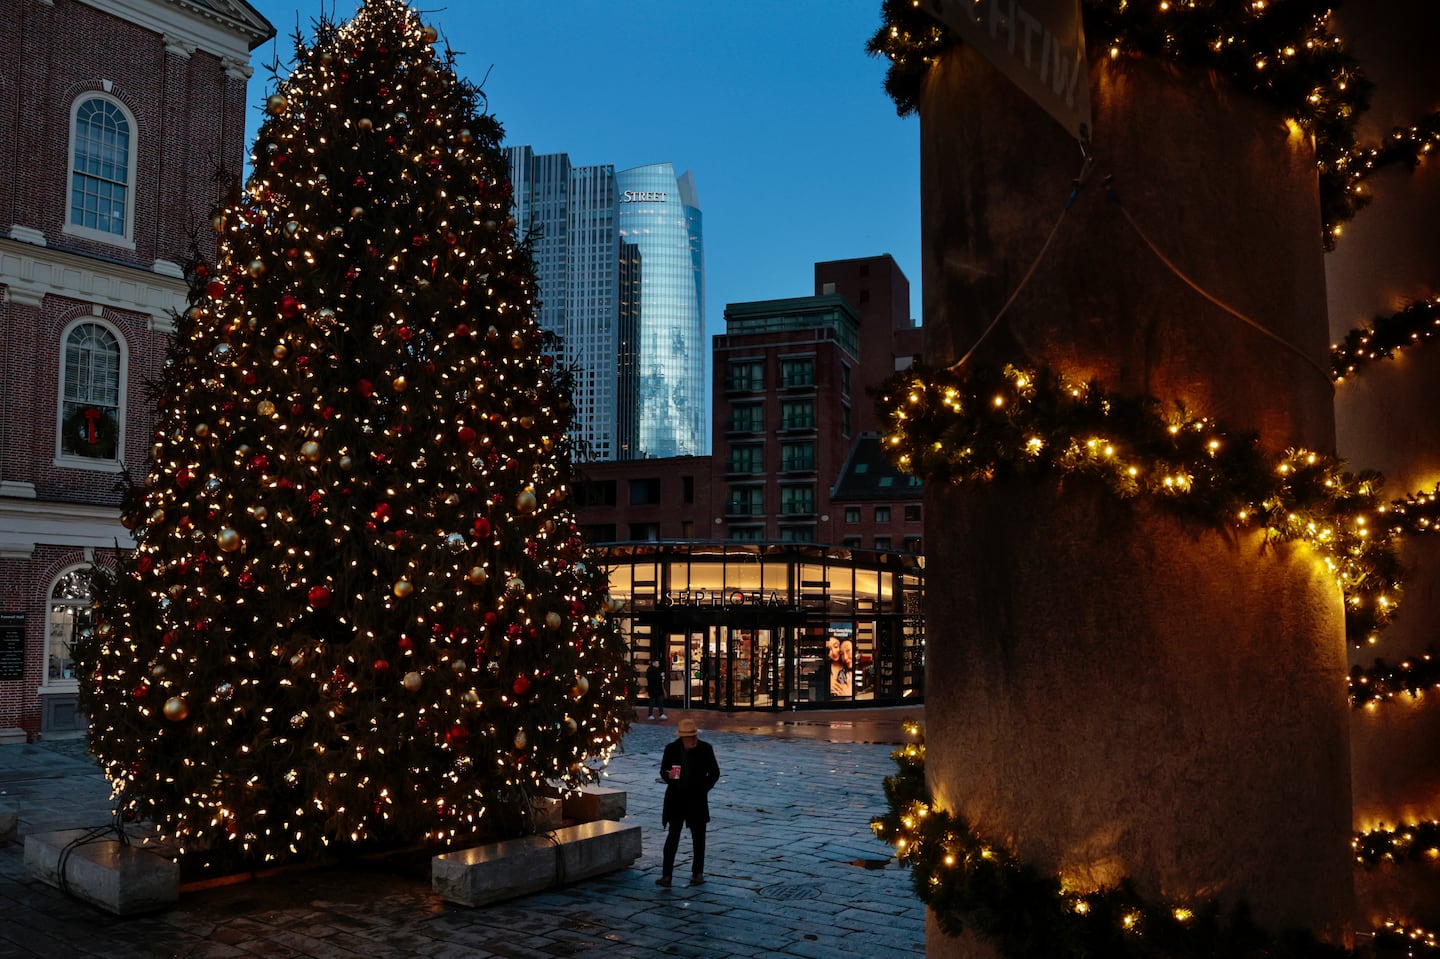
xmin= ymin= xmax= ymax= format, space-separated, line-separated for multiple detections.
xmin=0 ymin=0 xmax=273 ymax=740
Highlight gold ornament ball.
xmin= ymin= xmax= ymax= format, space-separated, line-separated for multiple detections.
xmin=284 ymin=219 xmax=300 ymax=237
xmin=516 ymin=489 xmax=537 ymax=513
xmin=466 ymin=566 xmax=488 ymax=586
xmin=462 ymin=689 xmax=480 ymax=706
xmin=265 ymin=93 xmax=289 ymax=116
xmin=393 ymin=578 xmax=414 ymax=598
xmin=210 ymin=213 xmax=227 ymax=232
xmin=545 ymin=611 xmax=563 ymax=631
xmin=403 ymin=671 xmax=422 ymax=692
xmin=163 ymin=697 xmax=189 ymax=721
xmin=247 ymin=259 xmax=266 ymax=278
xmin=300 ymin=440 xmax=321 ymax=461
xmin=350 ymin=206 xmax=366 ymax=219
xmin=571 ymin=675 xmax=590 ymax=697
xmin=506 ymin=577 xmax=525 ymax=595
xmin=421 ymin=24 xmax=439 ymax=43
xmin=519 ymin=416 xmax=535 ymax=429
xmin=339 ymin=455 xmax=354 ymax=471
xmin=217 ymin=527 xmax=241 ymax=552
xmin=357 ymin=117 xmax=374 ymax=132
xmin=194 ymin=422 xmax=210 ymax=438
xmin=510 ymin=331 xmax=526 ymax=349
xmin=248 ymin=504 xmax=268 ymax=521
xmin=457 ymin=128 xmax=474 ymax=145
xmin=272 ymin=343 xmax=289 ymax=359
xmin=451 ymin=659 xmax=467 ymax=675
xmin=486 ymin=325 xmax=499 ymax=341
xmin=257 ymin=399 xmax=276 ymax=416
xmin=513 ymin=730 xmax=528 ymax=750
xmin=151 ymin=663 xmax=166 ymax=677
xmin=392 ymin=375 xmax=408 ymax=392
xmin=563 ymin=717 xmax=578 ymax=735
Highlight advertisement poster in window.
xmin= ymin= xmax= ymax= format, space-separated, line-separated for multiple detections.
xmin=827 ymin=622 xmax=854 ymax=698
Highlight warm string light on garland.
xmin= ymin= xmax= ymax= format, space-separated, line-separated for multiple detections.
xmin=1322 ymin=112 xmax=1440 ymax=246
xmin=877 ymin=363 xmax=1402 ymax=648
xmin=867 ymin=1 xmax=1437 ymax=247
xmin=1372 ymin=921 xmax=1440 ymax=956
xmin=1353 ymin=821 xmax=1440 ymax=869
xmin=74 ymin=0 xmax=632 ymax=871
xmin=1332 ymin=296 xmax=1440 ymax=380
xmin=870 ymin=723 xmax=1429 ymax=958
xmin=1350 ymin=648 xmax=1440 ymax=708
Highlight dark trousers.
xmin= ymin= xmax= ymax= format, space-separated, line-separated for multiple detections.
xmin=661 ymin=819 xmax=706 ymax=878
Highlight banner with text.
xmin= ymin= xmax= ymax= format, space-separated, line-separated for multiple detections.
xmin=919 ymin=0 xmax=1091 ymax=141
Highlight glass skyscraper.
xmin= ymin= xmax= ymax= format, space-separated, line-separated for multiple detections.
xmin=506 ymin=147 xmax=705 ymax=461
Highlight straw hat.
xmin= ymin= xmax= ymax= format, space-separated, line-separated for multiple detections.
xmin=676 ymin=718 xmax=699 ymax=736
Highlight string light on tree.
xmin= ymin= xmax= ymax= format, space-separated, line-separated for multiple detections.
xmin=75 ymin=0 xmax=630 ymax=871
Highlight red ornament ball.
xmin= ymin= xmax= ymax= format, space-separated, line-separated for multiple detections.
xmin=458 ymin=425 xmax=477 ymax=445
xmin=307 ymin=584 xmax=333 ymax=609
xmin=512 ymin=675 xmax=531 ymax=696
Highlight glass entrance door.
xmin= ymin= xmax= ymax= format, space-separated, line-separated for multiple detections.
xmin=666 ymin=630 xmax=703 ymax=710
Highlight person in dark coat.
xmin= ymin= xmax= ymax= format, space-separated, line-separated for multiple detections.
xmin=656 ymin=717 xmax=720 ymax=887
xmin=645 ymin=660 xmax=667 ymax=720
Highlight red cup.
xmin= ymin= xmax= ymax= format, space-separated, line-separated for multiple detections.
xmin=669 ymin=765 xmax=681 ymax=779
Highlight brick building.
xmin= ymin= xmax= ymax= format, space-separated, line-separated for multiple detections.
xmin=0 ymin=0 xmax=272 ymax=740
xmin=574 ymin=254 xmax=924 ymax=552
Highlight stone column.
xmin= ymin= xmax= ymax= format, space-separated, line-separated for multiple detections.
xmin=1325 ymin=0 xmax=1440 ymax=933
xmin=918 ymin=41 xmax=1353 ymax=956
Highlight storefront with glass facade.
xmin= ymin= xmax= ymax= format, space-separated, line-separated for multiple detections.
xmin=598 ymin=542 xmax=924 ymax=711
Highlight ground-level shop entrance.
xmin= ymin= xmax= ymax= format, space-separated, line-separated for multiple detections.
xmin=597 ymin=542 xmax=924 ymax=711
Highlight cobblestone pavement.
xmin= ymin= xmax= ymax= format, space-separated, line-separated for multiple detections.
xmin=0 ymin=710 xmax=925 ymax=958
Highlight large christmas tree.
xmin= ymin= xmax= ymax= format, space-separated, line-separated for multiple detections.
xmin=76 ymin=0 xmax=631 ymax=868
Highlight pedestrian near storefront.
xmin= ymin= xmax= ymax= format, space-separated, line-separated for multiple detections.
xmin=646 ymin=660 xmax=667 ymax=720
xmin=656 ymin=717 xmax=720 ymax=887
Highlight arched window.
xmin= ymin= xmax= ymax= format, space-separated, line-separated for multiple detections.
xmin=58 ymin=320 xmax=124 ymax=461
xmin=67 ymin=95 xmax=135 ymax=243
xmin=47 ymin=568 xmax=93 ymax=687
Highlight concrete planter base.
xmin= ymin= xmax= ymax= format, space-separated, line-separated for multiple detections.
xmin=432 ymin=818 xmax=642 ymax=907
xmin=25 ymin=828 xmax=179 ymax=915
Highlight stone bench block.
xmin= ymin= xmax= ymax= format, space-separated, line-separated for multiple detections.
xmin=0 ymin=728 xmax=27 ymax=745
xmin=562 ymin=785 xmax=627 ymax=823
xmin=25 ymin=828 xmax=179 ymax=915
xmin=432 ymin=818 xmax=641 ymax=907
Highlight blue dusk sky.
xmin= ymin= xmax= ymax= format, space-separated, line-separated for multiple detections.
xmin=241 ymin=0 xmax=923 ymax=341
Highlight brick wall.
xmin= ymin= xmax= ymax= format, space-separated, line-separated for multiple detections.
xmin=0 ymin=0 xmax=264 ymax=734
